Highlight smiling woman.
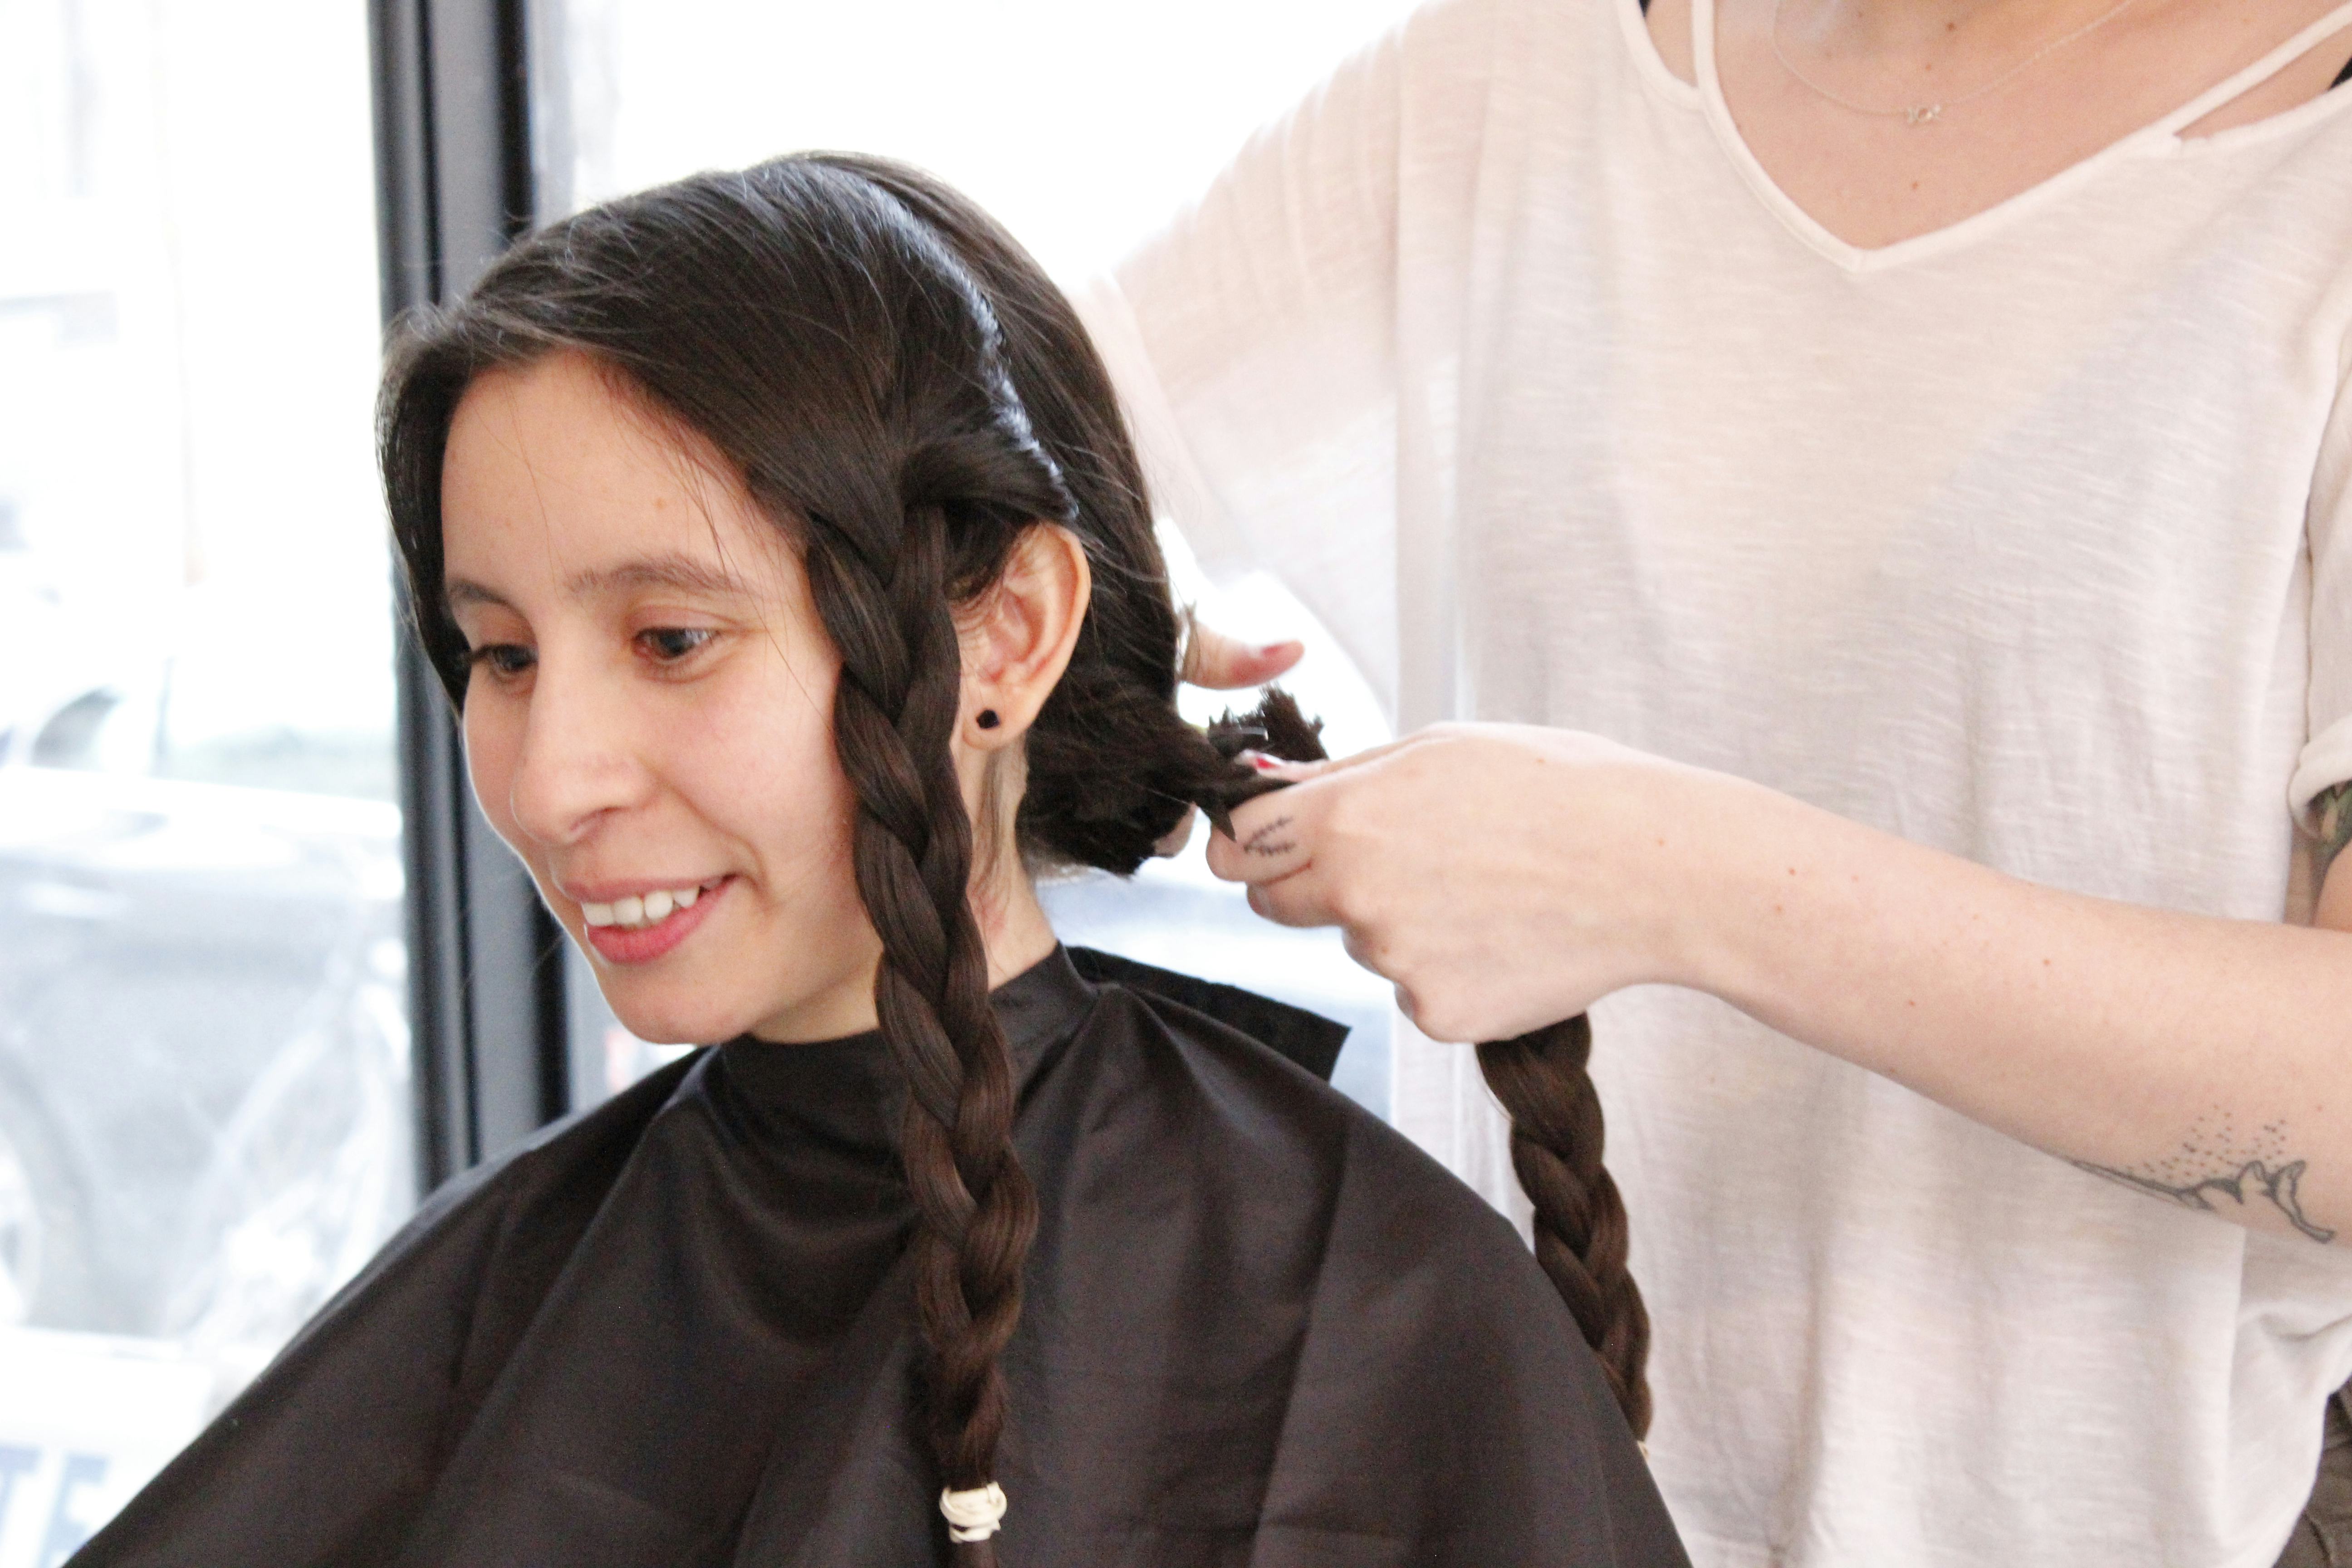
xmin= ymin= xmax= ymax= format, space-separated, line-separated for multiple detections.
xmin=438 ymin=356 xmax=880 ymax=1042
xmin=62 ymin=156 xmax=1690 ymax=1568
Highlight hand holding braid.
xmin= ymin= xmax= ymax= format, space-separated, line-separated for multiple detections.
xmin=807 ymin=504 xmax=1039 ymax=1564
xmin=1204 ymin=696 xmax=1654 ymax=1441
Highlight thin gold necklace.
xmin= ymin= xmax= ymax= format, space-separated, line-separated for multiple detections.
xmin=1769 ymin=0 xmax=2146 ymax=126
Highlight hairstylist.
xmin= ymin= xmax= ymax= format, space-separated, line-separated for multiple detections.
xmin=1083 ymin=0 xmax=2352 ymax=1563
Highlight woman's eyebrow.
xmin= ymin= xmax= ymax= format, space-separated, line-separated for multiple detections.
xmin=443 ymin=578 xmax=510 ymax=614
xmin=441 ymin=554 xmax=751 ymax=618
xmin=563 ymin=553 xmax=751 ymax=600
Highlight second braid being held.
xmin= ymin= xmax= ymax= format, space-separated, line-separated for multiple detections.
xmin=1204 ymin=694 xmax=1653 ymax=1441
xmin=1477 ymin=1023 xmax=1652 ymax=1438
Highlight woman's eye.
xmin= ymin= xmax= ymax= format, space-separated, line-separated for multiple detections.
xmin=469 ymin=643 xmax=536 ymax=679
xmin=640 ymin=627 xmax=716 ymax=663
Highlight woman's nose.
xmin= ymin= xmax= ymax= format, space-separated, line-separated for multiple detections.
xmin=504 ymin=658 xmax=651 ymax=850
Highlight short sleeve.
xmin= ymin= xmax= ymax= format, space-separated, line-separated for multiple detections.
xmin=1078 ymin=0 xmax=1507 ymax=716
xmin=2290 ymin=360 xmax=2352 ymax=833
xmin=1078 ymin=15 xmax=1405 ymax=566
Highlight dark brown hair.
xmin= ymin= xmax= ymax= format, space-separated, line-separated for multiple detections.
xmin=1480 ymin=1020 xmax=1651 ymax=1436
xmin=1216 ymin=698 xmax=1651 ymax=1439
xmin=380 ymin=154 xmax=1646 ymax=1561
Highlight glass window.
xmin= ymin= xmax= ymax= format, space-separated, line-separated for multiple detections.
xmin=0 ymin=2 xmax=408 ymax=1555
xmin=539 ymin=0 xmax=1411 ymax=1116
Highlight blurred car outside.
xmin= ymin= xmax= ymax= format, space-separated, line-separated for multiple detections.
xmin=0 ymin=586 xmax=410 ymax=1563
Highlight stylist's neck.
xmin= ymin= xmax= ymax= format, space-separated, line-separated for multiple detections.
xmin=1797 ymin=0 xmax=2138 ymax=49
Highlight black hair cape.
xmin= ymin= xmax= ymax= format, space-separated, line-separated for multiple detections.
xmin=71 ymin=947 xmax=1688 ymax=1568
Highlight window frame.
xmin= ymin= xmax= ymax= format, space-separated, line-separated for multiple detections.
xmin=369 ymin=0 xmax=570 ymax=1191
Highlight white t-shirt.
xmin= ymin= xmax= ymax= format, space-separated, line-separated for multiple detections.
xmin=1078 ymin=0 xmax=2352 ymax=1562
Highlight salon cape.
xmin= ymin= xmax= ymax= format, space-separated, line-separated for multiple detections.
xmin=70 ymin=946 xmax=1686 ymax=1568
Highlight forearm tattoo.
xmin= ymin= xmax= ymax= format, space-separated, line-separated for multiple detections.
xmin=2075 ymin=1110 xmax=2335 ymax=1245
xmin=2066 ymin=788 xmax=2352 ymax=1245
xmin=2317 ymin=781 xmax=2352 ymax=890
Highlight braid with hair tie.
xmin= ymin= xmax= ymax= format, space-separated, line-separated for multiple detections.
xmin=803 ymin=499 xmax=1039 ymax=1566
xmin=1202 ymin=695 xmax=1653 ymax=1440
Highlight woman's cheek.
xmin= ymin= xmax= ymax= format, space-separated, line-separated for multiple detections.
xmin=461 ymin=696 xmax=528 ymax=847
xmin=733 ymin=733 xmax=862 ymax=897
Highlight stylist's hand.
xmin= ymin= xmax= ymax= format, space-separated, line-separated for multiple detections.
xmin=1151 ymin=618 xmax=1306 ymax=856
xmin=1207 ymin=725 xmax=1735 ymax=1042
xmin=1181 ymin=617 xmax=1303 ymax=691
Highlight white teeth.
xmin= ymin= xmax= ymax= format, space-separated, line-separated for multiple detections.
xmin=583 ymin=883 xmax=709 ymax=931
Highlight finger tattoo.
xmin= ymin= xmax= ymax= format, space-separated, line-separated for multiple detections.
xmin=1241 ymin=815 xmax=1298 ymax=858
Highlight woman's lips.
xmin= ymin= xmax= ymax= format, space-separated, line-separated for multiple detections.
xmin=581 ymin=876 xmax=732 ymax=965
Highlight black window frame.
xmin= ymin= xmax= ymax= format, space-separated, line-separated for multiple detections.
xmin=369 ymin=0 xmax=570 ymax=1191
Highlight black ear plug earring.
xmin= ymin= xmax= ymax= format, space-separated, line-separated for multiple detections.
xmin=976 ymin=710 xmax=1001 ymax=730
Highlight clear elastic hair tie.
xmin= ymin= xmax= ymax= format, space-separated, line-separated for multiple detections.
xmin=940 ymin=1481 xmax=1008 ymax=1544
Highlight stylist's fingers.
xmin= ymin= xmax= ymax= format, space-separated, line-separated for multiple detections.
xmin=1204 ymin=737 xmax=1412 ymax=885
xmin=1206 ymin=777 xmax=1353 ymax=931
xmin=1182 ymin=615 xmax=1304 ymax=691
xmin=1205 ymin=786 xmax=1317 ymax=887
xmin=1245 ymin=869 xmax=1344 ymax=930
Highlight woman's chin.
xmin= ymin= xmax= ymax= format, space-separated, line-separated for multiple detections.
xmin=598 ymin=970 xmax=880 ymax=1049
xmin=574 ymin=895 xmax=883 ymax=1045
xmin=605 ymin=994 xmax=749 ymax=1048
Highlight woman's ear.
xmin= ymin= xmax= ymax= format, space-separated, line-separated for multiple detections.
xmin=957 ymin=524 xmax=1091 ymax=750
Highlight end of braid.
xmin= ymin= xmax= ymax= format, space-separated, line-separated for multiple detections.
xmin=1478 ymin=1020 xmax=1653 ymax=1439
xmin=1198 ymin=689 xmax=1325 ymax=835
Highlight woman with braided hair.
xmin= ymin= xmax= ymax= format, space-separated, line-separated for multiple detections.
xmin=66 ymin=154 xmax=1686 ymax=1568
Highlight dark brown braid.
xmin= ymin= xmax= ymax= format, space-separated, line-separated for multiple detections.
xmin=1206 ymin=696 xmax=1653 ymax=1439
xmin=1477 ymin=1024 xmax=1652 ymax=1437
xmin=802 ymin=497 xmax=1039 ymax=1565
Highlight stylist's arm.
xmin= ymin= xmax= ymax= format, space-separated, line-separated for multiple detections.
xmin=1210 ymin=724 xmax=2352 ymax=1250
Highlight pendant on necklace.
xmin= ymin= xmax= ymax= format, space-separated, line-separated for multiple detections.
xmin=1904 ymin=104 xmax=1944 ymax=126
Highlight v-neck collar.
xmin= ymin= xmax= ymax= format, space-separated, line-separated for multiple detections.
xmin=1677 ymin=0 xmax=2352 ymax=274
